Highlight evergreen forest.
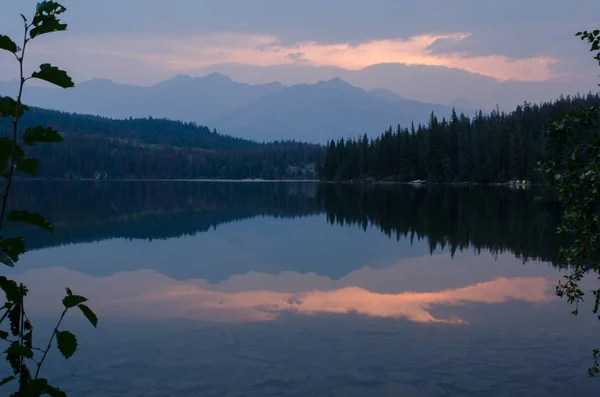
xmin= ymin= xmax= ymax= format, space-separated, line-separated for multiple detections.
xmin=320 ymin=93 xmax=600 ymax=183
xmin=0 ymin=107 xmax=323 ymax=180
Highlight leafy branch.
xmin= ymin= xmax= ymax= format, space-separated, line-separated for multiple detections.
xmin=538 ymin=28 xmax=600 ymax=377
xmin=0 ymin=2 xmax=97 ymax=395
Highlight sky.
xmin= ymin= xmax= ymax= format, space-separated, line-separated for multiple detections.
xmin=1 ymin=0 xmax=600 ymax=109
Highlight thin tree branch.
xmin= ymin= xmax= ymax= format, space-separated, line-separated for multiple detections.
xmin=34 ymin=307 xmax=68 ymax=380
xmin=0 ymin=22 xmax=29 ymax=229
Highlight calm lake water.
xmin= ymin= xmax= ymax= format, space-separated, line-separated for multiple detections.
xmin=2 ymin=181 xmax=599 ymax=396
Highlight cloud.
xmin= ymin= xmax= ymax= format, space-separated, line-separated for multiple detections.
xmin=286 ymin=52 xmax=307 ymax=63
xmin=5 ymin=0 xmax=597 ymax=61
xmin=40 ymin=32 xmax=560 ymax=83
xmin=2 ymin=0 xmax=598 ymax=110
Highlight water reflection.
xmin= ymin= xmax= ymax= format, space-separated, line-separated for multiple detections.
xmin=7 ymin=182 xmax=567 ymax=324
xmin=3 ymin=182 xmax=598 ymax=397
xmin=9 ymin=181 xmax=560 ymax=265
xmin=319 ymin=184 xmax=560 ymax=263
xmin=7 ymin=180 xmax=321 ymax=250
xmin=17 ymin=253 xmax=555 ymax=324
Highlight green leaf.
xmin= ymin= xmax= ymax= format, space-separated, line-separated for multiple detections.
xmin=23 ymin=331 xmax=32 ymax=348
xmin=0 ymin=35 xmax=18 ymax=54
xmin=7 ymin=210 xmax=53 ymax=232
xmin=23 ymin=126 xmax=63 ymax=146
xmin=15 ymin=156 xmax=39 ymax=176
xmin=0 ymin=251 xmax=14 ymax=268
xmin=0 ymin=375 xmax=15 ymax=387
xmin=0 ymin=330 xmax=8 ymax=339
xmin=0 ymin=277 xmax=21 ymax=302
xmin=0 ymin=137 xmax=12 ymax=152
xmin=0 ymin=138 xmax=12 ymax=172
xmin=5 ymin=342 xmax=33 ymax=359
xmin=78 ymin=304 xmax=98 ymax=327
xmin=56 ymin=330 xmax=77 ymax=359
xmin=8 ymin=306 xmax=21 ymax=336
xmin=0 ymin=96 xmax=28 ymax=119
xmin=30 ymin=19 xmax=68 ymax=39
xmin=45 ymin=385 xmax=68 ymax=397
xmin=5 ymin=347 xmax=19 ymax=373
xmin=0 ymin=237 xmax=26 ymax=263
xmin=62 ymin=294 xmax=87 ymax=308
xmin=31 ymin=64 xmax=74 ymax=89
xmin=31 ymin=2 xmax=67 ymax=38
xmin=65 ymin=287 xmax=72 ymax=296
xmin=4 ymin=141 xmax=31 ymax=176
xmin=36 ymin=1 xmax=67 ymax=16
xmin=21 ymin=379 xmax=51 ymax=395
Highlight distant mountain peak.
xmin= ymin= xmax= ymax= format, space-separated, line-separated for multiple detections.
xmin=316 ymin=77 xmax=353 ymax=87
xmin=153 ymin=74 xmax=194 ymax=87
xmin=202 ymin=72 xmax=233 ymax=83
xmin=172 ymin=74 xmax=194 ymax=82
xmin=153 ymin=73 xmax=235 ymax=88
xmin=77 ymin=78 xmax=120 ymax=89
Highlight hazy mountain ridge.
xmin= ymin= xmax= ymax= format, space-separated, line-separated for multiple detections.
xmin=0 ymin=73 xmax=285 ymax=123
xmin=210 ymin=78 xmax=473 ymax=143
xmin=0 ymin=73 xmax=473 ymax=144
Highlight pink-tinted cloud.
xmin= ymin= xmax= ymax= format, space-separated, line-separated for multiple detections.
xmin=32 ymin=32 xmax=561 ymax=83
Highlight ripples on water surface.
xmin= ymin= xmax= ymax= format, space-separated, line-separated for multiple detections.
xmin=2 ymin=181 xmax=598 ymax=396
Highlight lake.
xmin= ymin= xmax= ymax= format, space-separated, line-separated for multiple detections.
xmin=2 ymin=181 xmax=599 ymax=396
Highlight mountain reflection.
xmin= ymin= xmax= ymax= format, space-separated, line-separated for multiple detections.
xmin=16 ymin=254 xmax=554 ymax=324
xmin=7 ymin=181 xmax=321 ymax=249
xmin=8 ymin=181 xmax=560 ymax=265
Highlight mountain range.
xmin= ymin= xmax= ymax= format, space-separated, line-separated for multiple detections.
xmin=0 ymin=74 xmax=474 ymax=144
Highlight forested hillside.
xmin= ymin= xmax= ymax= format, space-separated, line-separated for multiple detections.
xmin=0 ymin=107 xmax=323 ymax=180
xmin=320 ymin=93 xmax=600 ymax=183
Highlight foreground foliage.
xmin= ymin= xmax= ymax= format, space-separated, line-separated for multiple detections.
xmin=0 ymin=2 xmax=97 ymax=395
xmin=538 ymin=29 xmax=600 ymax=376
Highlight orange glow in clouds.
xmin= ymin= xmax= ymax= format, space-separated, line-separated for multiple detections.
xmin=60 ymin=32 xmax=559 ymax=82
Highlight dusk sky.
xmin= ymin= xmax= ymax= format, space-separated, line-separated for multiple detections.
xmin=2 ymin=0 xmax=600 ymax=108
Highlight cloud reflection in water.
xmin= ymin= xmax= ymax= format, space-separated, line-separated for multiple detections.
xmin=15 ymin=259 xmax=554 ymax=324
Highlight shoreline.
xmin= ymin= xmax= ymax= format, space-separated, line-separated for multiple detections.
xmin=318 ymin=180 xmax=544 ymax=187
xmin=15 ymin=178 xmax=320 ymax=183
xmin=14 ymin=178 xmax=545 ymax=186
